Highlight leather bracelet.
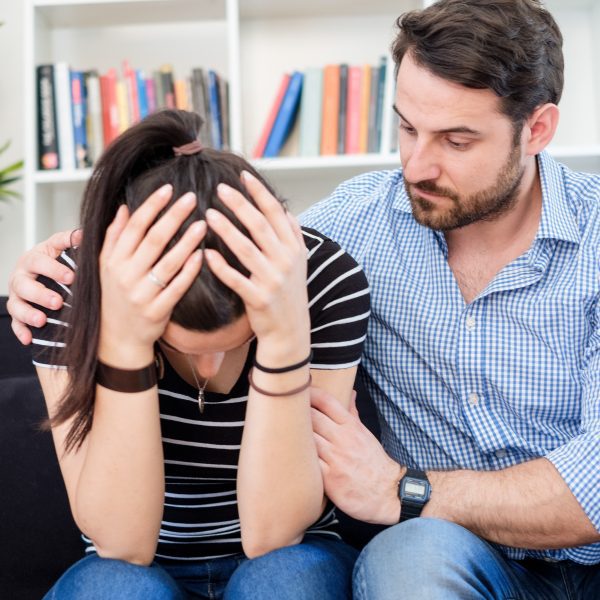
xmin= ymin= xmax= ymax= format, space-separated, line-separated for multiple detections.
xmin=96 ymin=358 xmax=158 ymax=393
xmin=248 ymin=368 xmax=312 ymax=397
xmin=253 ymin=350 xmax=313 ymax=374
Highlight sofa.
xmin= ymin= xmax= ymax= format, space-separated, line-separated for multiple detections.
xmin=0 ymin=296 xmax=383 ymax=599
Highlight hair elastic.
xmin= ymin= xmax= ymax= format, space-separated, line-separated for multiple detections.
xmin=173 ymin=140 xmax=203 ymax=156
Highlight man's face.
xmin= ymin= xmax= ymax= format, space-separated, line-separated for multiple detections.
xmin=395 ymin=52 xmax=526 ymax=231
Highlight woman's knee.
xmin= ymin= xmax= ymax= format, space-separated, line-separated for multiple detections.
xmin=44 ymin=554 xmax=184 ymax=600
xmin=224 ymin=536 xmax=357 ymax=600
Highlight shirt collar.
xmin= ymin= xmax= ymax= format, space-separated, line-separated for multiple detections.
xmin=390 ymin=151 xmax=580 ymax=246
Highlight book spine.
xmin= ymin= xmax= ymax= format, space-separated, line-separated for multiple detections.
xmin=373 ymin=56 xmax=387 ymax=153
xmin=298 ymin=67 xmax=323 ymax=157
xmin=367 ymin=64 xmax=380 ymax=153
xmin=84 ymin=70 xmax=104 ymax=164
xmin=338 ymin=64 xmax=348 ymax=155
xmin=146 ymin=77 xmax=157 ymax=115
xmin=153 ymin=70 xmax=165 ymax=109
xmin=358 ymin=65 xmax=372 ymax=153
xmin=345 ymin=66 xmax=362 ymax=154
xmin=174 ymin=79 xmax=189 ymax=110
xmin=263 ymin=71 xmax=304 ymax=158
xmin=123 ymin=60 xmax=139 ymax=124
xmin=100 ymin=68 xmax=120 ymax=146
xmin=252 ymin=73 xmax=291 ymax=159
xmin=116 ymin=79 xmax=130 ymax=134
xmin=208 ymin=70 xmax=223 ymax=150
xmin=160 ymin=65 xmax=175 ymax=109
xmin=191 ymin=68 xmax=210 ymax=146
xmin=320 ymin=64 xmax=340 ymax=156
xmin=36 ymin=64 xmax=60 ymax=170
xmin=218 ymin=75 xmax=230 ymax=150
xmin=71 ymin=70 xmax=89 ymax=168
xmin=137 ymin=70 xmax=149 ymax=119
xmin=54 ymin=62 xmax=76 ymax=171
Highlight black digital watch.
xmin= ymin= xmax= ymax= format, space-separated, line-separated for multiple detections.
xmin=398 ymin=468 xmax=431 ymax=522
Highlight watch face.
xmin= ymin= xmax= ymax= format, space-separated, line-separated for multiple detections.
xmin=401 ymin=477 xmax=430 ymax=502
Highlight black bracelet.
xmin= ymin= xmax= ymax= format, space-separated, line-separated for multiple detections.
xmin=253 ymin=350 xmax=313 ymax=374
xmin=248 ymin=368 xmax=312 ymax=397
xmin=96 ymin=357 xmax=159 ymax=393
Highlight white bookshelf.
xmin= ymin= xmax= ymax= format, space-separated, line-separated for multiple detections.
xmin=23 ymin=0 xmax=600 ymax=248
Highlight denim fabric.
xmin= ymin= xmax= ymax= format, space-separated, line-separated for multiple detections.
xmin=353 ymin=518 xmax=600 ymax=599
xmin=42 ymin=535 xmax=357 ymax=600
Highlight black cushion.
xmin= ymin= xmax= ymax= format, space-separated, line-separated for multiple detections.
xmin=0 ymin=297 xmax=83 ymax=600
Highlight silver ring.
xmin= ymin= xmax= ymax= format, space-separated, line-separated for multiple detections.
xmin=147 ymin=270 xmax=167 ymax=289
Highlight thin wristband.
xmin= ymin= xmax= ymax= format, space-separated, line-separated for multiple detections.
xmin=96 ymin=358 xmax=158 ymax=393
xmin=248 ymin=368 xmax=312 ymax=397
xmin=253 ymin=350 xmax=313 ymax=374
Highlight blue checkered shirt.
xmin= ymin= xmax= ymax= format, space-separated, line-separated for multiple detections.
xmin=300 ymin=151 xmax=600 ymax=564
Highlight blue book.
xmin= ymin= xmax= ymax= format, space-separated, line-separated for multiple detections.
xmin=136 ymin=69 xmax=149 ymax=120
xmin=70 ymin=70 xmax=89 ymax=168
xmin=208 ymin=70 xmax=222 ymax=149
xmin=263 ymin=71 xmax=304 ymax=158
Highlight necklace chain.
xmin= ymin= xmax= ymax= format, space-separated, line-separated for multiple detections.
xmin=186 ymin=355 xmax=208 ymax=413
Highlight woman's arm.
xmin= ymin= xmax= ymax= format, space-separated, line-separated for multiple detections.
xmin=35 ymin=186 xmax=205 ymax=565
xmin=206 ymin=172 xmax=368 ymax=557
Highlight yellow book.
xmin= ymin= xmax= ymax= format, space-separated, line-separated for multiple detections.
xmin=115 ymin=79 xmax=130 ymax=133
xmin=358 ymin=65 xmax=371 ymax=153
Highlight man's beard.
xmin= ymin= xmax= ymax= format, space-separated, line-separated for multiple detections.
xmin=405 ymin=142 xmax=525 ymax=231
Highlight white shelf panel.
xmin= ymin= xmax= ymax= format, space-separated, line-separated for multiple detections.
xmin=34 ymin=0 xmax=226 ymax=28
xmin=34 ymin=169 xmax=92 ymax=183
xmin=240 ymin=0 xmax=420 ymax=20
xmin=548 ymin=144 xmax=600 ymax=158
xmin=254 ymin=154 xmax=399 ymax=174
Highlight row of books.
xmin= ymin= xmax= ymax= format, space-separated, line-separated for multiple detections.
xmin=253 ymin=57 xmax=392 ymax=159
xmin=37 ymin=62 xmax=230 ymax=171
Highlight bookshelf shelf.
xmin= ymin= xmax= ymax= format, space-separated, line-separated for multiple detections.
xmin=23 ymin=0 xmax=600 ymax=249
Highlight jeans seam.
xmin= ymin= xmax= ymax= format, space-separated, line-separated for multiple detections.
xmin=560 ymin=564 xmax=575 ymax=600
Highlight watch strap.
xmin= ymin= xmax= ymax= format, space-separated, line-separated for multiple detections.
xmin=96 ymin=358 xmax=158 ymax=393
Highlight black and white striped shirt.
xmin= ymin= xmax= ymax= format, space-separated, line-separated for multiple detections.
xmin=32 ymin=227 xmax=370 ymax=563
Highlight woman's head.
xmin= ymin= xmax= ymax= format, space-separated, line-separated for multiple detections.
xmin=57 ymin=109 xmax=283 ymax=448
xmin=82 ymin=109 xmax=283 ymax=332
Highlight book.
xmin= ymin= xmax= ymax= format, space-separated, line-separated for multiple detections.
xmin=207 ymin=70 xmax=222 ymax=149
xmin=264 ymin=71 xmax=304 ymax=158
xmin=252 ymin=73 xmax=290 ymax=159
xmin=160 ymin=65 xmax=175 ymax=109
xmin=298 ymin=67 xmax=323 ymax=157
xmin=358 ymin=64 xmax=372 ymax=153
xmin=153 ymin=70 xmax=165 ymax=109
xmin=320 ymin=64 xmax=340 ymax=156
xmin=99 ymin=68 xmax=119 ymax=146
xmin=53 ymin=62 xmax=76 ymax=171
xmin=218 ymin=75 xmax=230 ymax=150
xmin=338 ymin=64 xmax=348 ymax=154
xmin=115 ymin=79 xmax=130 ymax=134
xmin=174 ymin=79 xmax=189 ymax=110
xmin=136 ymin=70 xmax=149 ymax=120
xmin=84 ymin=70 xmax=104 ymax=164
xmin=367 ymin=64 xmax=379 ymax=153
xmin=123 ymin=60 xmax=139 ymax=124
xmin=70 ymin=70 xmax=89 ymax=168
xmin=345 ymin=66 xmax=362 ymax=154
xmin=36 ymin=64 xmax=60 ymax=170
xmin=191 ymin=68 xmax=210 ymax=145
xmin=373 ymin=56 xmax=387 ymax=153
xmin=146 ymin=77 xmax=157 ymax=115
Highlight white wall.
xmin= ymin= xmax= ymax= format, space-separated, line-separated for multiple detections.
xmin=0 ymin=1 xmax=24 ymax=295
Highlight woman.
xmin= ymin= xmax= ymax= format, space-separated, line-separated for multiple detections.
xmin=32 ymin=109 xmax=370 ymax=599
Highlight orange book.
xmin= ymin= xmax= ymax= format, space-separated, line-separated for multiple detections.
xmin=174 ymin=79 xmax=190 ymax=110
xmin=320 ymin=64 xmax=340 ymax=155
xmin=252 ymin=73 xmax=291 ymax=159
xmin=358 ymin=65 xmax=372 ymax=153
xmin=345 ymin=66 xmax=362 ymax=154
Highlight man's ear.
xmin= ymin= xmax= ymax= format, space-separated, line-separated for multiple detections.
xmin=524 ymin=103 xmax=560 ymax=156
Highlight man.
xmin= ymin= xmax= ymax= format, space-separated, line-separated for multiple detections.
xmin=8 ymin=0 xmax=600 ymax=597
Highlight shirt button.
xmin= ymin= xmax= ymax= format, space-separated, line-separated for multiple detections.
xmin=468 ymin=392 xmax=479 ymax=405
xmin=495 ymin=449 xmax=507 ymax=459
xmin=465 ymin=316 xmax=476 ymax=330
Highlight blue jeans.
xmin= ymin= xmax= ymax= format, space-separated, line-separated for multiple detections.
xmin=42 ymin=534 xmax=357 ymax=599
xmin=353 ymin=518 xmax=600 ymax=599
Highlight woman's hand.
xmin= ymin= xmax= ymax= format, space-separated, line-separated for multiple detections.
xmin=98 ymin=184 xmax=205 ymax=367
xmin=7 ymin=228 xmax=82 ymax=344
xmin=204 ymin=171 xmax=310 ymax=366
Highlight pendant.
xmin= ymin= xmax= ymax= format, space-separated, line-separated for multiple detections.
xmin=198 ymin=388 xmax=205 ymax=413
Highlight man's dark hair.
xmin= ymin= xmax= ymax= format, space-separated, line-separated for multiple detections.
xmin=391 ymin=0 xmax=564 ymax=126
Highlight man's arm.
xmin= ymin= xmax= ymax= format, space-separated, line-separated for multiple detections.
xmin=311 ymin=388 xmax=600 ymax=549
xmin=7 ymin=229 xmax=81 ymax=344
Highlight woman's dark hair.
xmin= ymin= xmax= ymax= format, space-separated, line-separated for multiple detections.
xmin=53 ymin=109 xmax=283 ymax=450
xmin=391 ymin=0 xmax=564 ymax=127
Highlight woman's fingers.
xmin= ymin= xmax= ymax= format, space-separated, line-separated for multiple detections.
xmin=110 ymin=183 xmax=174 ymax=260
xmin=133 ymin=191 xmax=198 ymax=273
xmin=204 ymin=248 xmax=258 ymax=305
xmin=239 ymin=170 xmax=298 ymax=248
xmin=144 ymin=220 xmax=206 ymax=295
xmin=100 ymin=204 xmax=129 ymax=264
xmin=205 ymin=208 xmax=272 ymax=278
xmin=151 ymin=250 xmax=203 ymax=316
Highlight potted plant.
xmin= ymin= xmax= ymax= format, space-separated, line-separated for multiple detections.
xmin=0 ymin=140 xmax=23 ymax=203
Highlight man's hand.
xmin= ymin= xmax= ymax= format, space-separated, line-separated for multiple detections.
xmin=311 ymin=387 xmax=404 ymax=525
xmin=7 ymin=228 xmax=82 ymax=345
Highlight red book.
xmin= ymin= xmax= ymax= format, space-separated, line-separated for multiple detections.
xmin=345 ymin=66 xmax=362 ymax=154
xmin=252 ymin=73 xmax=291 ymax=159
xmin=99 ymin=69 xmax=120 ymax=146
xmin=320 ymin=64 xmax=341 ymax=156
xmin=123 ymin=60 xmax=140 ymax=124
